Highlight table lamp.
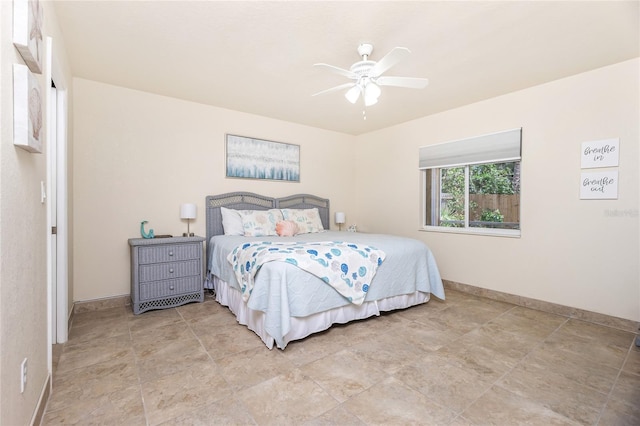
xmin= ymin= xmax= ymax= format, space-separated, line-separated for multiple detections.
xmin=180 ymin=203 xmax=196 ymax=237
xmin=335 ymin=211 xmax=346 ymax=231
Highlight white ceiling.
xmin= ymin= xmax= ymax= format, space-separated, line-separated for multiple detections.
xmin=53 ymin=1 xmax=639 ymax=135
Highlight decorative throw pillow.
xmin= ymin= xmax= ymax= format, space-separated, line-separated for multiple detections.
xmin=276 ymin=220 xmax=299 ymax=237
xmin=280 ymin=208 xmax=325 ymax=234
xmin=239 ymin=209 xmax=283 ymax=236
xmin=220 ymin=207 xmax=244 ymax=236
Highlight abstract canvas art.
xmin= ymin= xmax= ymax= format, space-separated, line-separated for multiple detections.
xmin=13 ymin=0 xmax=44 ymax=74
xmin=226 ymin=135 xmax=300 ymax=182
xmin=13 ymin=63 xmax=43 ymax=153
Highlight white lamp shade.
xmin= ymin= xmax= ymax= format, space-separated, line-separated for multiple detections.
xmin=364 ymin=82 xmax=381 ymax=106
xmin=180 ymin=203 xmax=196 ymax=219
xmin=345 ymin=85 xmax=361 ymax=104
xmin=335 ymin=212 xmax=346 ymax=224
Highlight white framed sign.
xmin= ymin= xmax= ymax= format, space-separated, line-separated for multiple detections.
xmin=580 ymin=170 xmax=618 ymax=200
xmin=581 ymin=138 xmax=619 ymax=169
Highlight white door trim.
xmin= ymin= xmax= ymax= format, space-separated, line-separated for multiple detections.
xmin=55 ymin=82 xmax=69 ymax=344
xmin=46 ymin=36 xmax=54 ymax=372
xmin=46 ymin=36 xmax=69 ymax=371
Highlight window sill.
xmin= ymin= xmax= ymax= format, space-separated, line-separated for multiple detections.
xmin=420 ymin=226 xmax=521 ymax=238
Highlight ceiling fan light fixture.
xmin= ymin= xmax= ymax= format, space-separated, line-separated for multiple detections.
xmin=364 ymin=82 xmax=381 ymax=106
xmin=364 ymin=95 xmax=378 ymax=107
xmin=345 ymin=85 xmax=361 ymax=104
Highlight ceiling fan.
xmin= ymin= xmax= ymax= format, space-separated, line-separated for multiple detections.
xmin=312 ymin=43 xmax=429 ymax=107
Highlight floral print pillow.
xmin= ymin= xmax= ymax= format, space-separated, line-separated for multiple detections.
xmin=239 ymin=209 xmax=283 ymax=236
xmin=280 ymin=208 xmax=325 ymax=234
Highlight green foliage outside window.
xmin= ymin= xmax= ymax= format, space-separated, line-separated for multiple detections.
xmin=480 ymin=209 xmax=504 ymax=223
xmin=440 ymin=167 xmax=465 ymax=226
xmin=470 ymin=163 xmax=517 ymax=195
xmin=440 ymin=163 xmax=519 ymax=226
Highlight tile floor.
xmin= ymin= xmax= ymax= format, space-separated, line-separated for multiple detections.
xmin=43 ymin=290 xmax=640 ymax=425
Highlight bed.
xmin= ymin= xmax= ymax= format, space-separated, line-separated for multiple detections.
xmin=205 ymin=191 xmax=445 ymax=349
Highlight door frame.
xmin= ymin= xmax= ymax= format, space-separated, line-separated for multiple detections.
xmin=46 ymin=36 xmax=69 ymax=371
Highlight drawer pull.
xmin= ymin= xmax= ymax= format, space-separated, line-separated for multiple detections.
xmin=169 ymin=285 xmax=175 ymax=291
xmin=169 ymin=251 xmax=174 ymax=256
xmin=169 ymin=268 xmax=174 ymax=273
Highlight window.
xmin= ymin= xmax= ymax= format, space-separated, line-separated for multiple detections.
xmin=420 ymin=129 xmax=521 ymax=236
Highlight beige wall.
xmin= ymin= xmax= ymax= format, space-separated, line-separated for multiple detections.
xmin=74 ymin=60 xmax=639 ymax=322
xmin=355 ymin=59 xmax=639 ymax=322
xmin=0 ymin=2 xmax=73 ymax=424
xmin=72 ymin=78 xmax=356 ymax=301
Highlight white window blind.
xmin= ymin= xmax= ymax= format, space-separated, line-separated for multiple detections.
xmin=419 ymin=128 xmax=522 ymax=169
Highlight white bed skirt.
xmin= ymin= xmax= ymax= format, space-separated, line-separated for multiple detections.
xmin=212 ymin=276 xmax=431 ymax=349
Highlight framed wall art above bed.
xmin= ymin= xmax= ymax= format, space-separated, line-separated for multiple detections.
xmin=225 ymin=134 xmax=300 ymax=182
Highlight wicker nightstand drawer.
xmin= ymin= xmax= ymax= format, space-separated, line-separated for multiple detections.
xmin=139 ymin=259 xmax=200 ymax=283
xmin=139 ymin=276 xmax=201 ymax=301
xmin=138 ymin=243 xmax=200 ymax=264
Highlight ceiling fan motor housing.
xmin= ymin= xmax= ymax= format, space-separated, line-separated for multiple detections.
xmin=350 ymin=61 xmax=376 ymax=80
xmin=357 ymin=43 xmax=373 ymax=58
xmin=351 ymin=43 xmax=376 ymax=81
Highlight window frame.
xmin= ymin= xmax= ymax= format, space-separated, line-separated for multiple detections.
xmin=421 ymin=165 xmax=521 ymax=238
xmin=420 ymin=129 xmax=522 ymax=238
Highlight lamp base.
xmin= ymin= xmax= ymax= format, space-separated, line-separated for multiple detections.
xmin=183 ymin=220 xmax=194 ymax=237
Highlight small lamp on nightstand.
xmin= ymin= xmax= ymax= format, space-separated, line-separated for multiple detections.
xmin=335 ymin=211 xmax=346 ymax=231
xmin=180 ymin=203 xmax=196 ymax=237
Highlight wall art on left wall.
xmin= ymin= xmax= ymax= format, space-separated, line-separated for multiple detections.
xmin=13 ymin=0 xmax=44 ymax=74
xmin=13 ymin=63 xmax=43 ymax=153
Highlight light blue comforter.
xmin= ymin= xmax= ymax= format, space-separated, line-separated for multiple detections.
xmin=208 ymin=232 xmax=445 ymax=321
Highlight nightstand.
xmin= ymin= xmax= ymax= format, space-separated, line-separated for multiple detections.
xmin=128 ymin=236 xmax=205 ymax=314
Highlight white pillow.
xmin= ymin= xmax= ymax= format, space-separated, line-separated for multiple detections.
xmin=239 ymin=209 xmax=284 ymax=236
xmin=220 ymin=207 xmax=244 ymax=236
xmin=280 ymin=208 xmax=325 ymax=234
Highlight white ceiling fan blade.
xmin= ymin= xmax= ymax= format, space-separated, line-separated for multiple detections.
xmin=313 ymin=63 xmax=357 ymax=79
xmin=376 ymin=76 xmax=429 ymax=89
xmin=370 ymin=47 xmax=411 ymax=77
xmin=312 ymin=83 xmax=356 ymax=97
